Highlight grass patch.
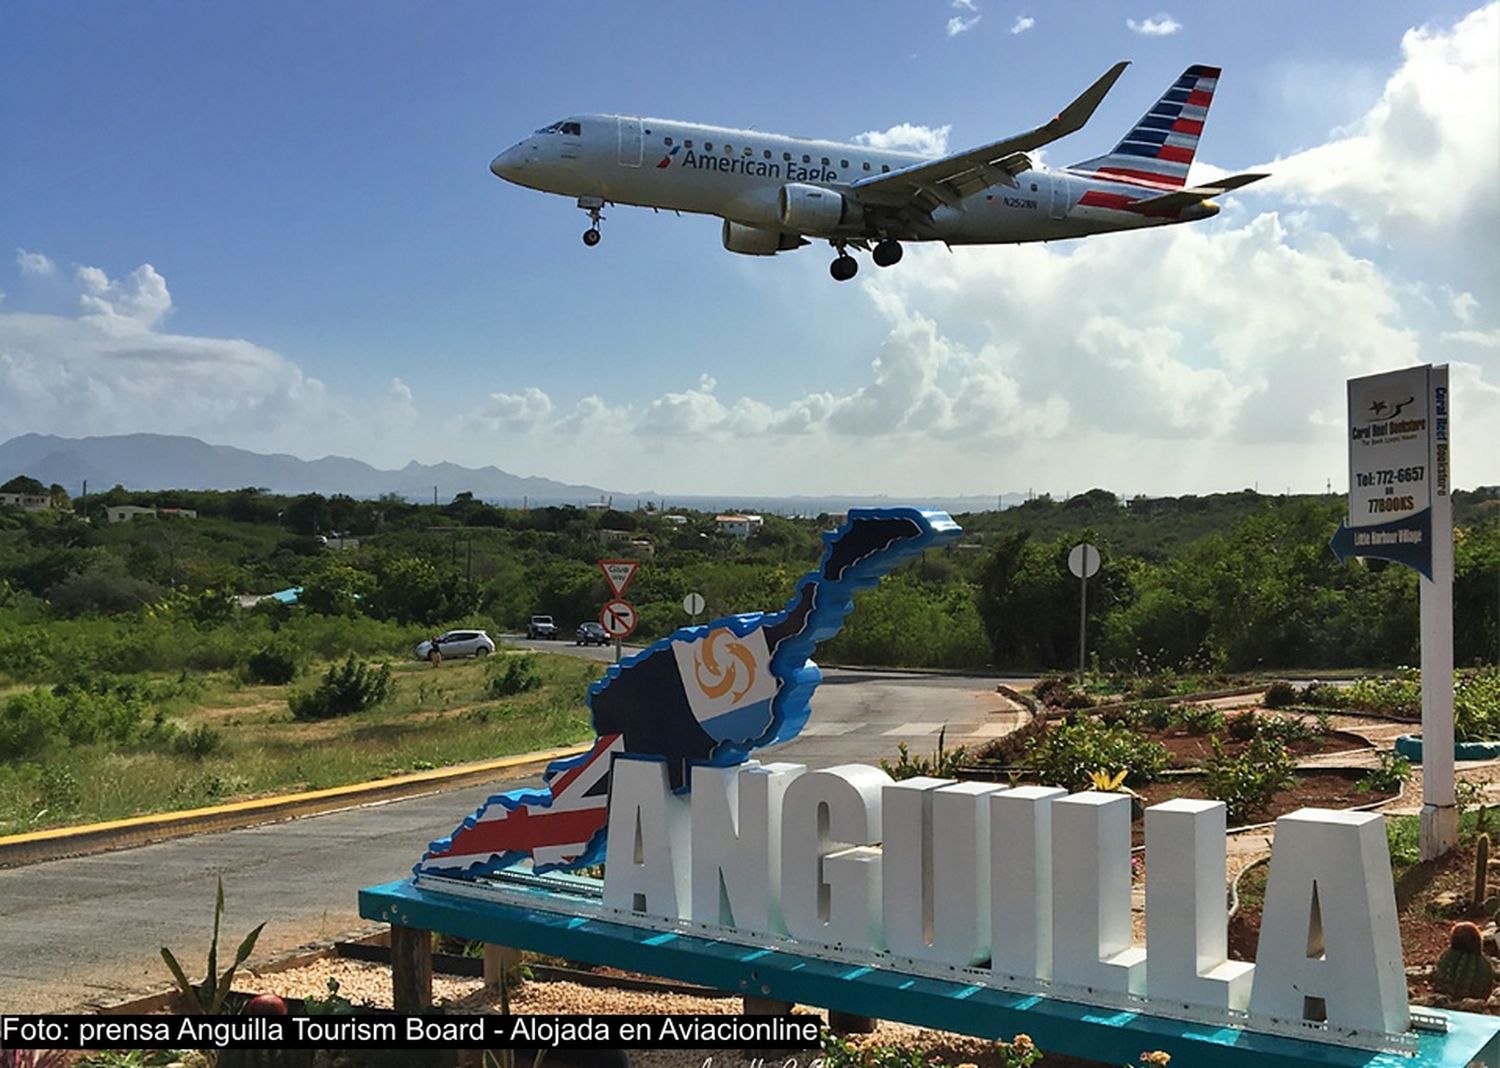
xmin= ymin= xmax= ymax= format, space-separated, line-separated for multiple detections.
xmin=0 ymin=652 xmax=598 ymax=835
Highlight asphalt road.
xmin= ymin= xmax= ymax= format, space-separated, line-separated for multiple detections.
xmin=0 ymin=652 xmax=1026 ymax=1013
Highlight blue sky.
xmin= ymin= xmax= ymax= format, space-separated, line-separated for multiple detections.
xmin=2 ymin=2 xmax=1496 ymax=497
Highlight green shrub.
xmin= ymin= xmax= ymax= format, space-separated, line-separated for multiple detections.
xmin=1204 ymin=734 xmax=1294 ymax=825
xmin=1262 ymin=680 xmax=1298 ymax=709
xmin=288 ymin=656 xmax=393 ymax=721
xmin=880 ymin=728 xmax=968 ymax=781
xmin=487 ymin=656 xmax=541 ymax=697
xmin=1259 ymin=714 xmax=1315 ymax=746
xmin=1342 ymin=668 xmax=1421 ymax=716
xmin=0 ymin=685 xmax=148 ymax=760
xmin=171 ymin=723 xmax=225 ymax=760
xmin=1226 ymin=709 xmax=1259 ymax=741
xmin=1024 ymin=718 xmax=1168 ymax=791
xmin=1456 ymin=668 xmax=1500 ymax=742
xmin=1173 ymin=703 xmax=1224 ymax=734
xmin=1300 ymin=681 xmax=1346 ymax=709
xmin=1360 ymin=750 xmax=1413 ymax=794
xmin=245 ymin=646 xmax=298 ymax=685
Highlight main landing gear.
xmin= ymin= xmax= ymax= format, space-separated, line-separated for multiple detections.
xmin=578 ymin=196 xmax=605 ymax=246
xmin=873 ymin=238 xmax=904 ymax=268
xmin=828 ymin=238 xmax=903 ymax=281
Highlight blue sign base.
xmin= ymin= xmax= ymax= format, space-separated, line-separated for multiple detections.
xmin=359 ymin=878 xmax=1500 ymax=1068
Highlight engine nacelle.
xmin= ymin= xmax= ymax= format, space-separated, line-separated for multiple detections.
xmin=777 ymin=183 xmax=856 ymax=233
xmin=721 ymin=221 xmax=806 ymax=256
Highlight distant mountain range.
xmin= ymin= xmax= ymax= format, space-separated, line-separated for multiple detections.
xmin=0 ymin=433 xmax=1026 ymax=514
xmin=0 ymin=433 xmax=617 ymax=506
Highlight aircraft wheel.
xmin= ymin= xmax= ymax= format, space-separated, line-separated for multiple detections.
xmin=830 ymin=254 xmax=858 ymax=282
xmin=873 ymin=239 xmax=903 ymax=267
xmin=582 ymin=229 xmax=602 ymax=247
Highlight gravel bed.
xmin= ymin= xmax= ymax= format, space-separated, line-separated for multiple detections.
xmin=249 ymin=958 xmax=1078 ymax=1066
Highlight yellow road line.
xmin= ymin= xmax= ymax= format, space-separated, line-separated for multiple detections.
xmin=0 ymin=743 xmax=588 ymax=863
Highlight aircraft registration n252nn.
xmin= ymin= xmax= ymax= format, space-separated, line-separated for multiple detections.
xmin=490 ymin=62 xmax=1267 ymax=281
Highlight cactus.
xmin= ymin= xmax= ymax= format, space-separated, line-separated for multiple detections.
xmin=1432 ymin=922 xmax=1497 ymax=999
xmin=1476 ymin=834 xmax=1492 ymax=907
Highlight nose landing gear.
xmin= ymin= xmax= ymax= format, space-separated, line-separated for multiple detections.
xmin=578 ymin=196 xmax=605 ymax=246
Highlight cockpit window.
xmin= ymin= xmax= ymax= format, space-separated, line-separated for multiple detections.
xmin=534 ymin=120 xmax=582 ymax=136
xmin=535 ymin=121 xmax=563 ymax=134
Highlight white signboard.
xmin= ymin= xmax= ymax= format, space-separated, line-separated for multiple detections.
xmin=1347 ymin=366 xmax=1433 ymax=528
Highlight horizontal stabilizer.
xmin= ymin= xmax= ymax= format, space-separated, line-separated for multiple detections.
xmin=1130 ymin=172 xmax=1269 ymax=211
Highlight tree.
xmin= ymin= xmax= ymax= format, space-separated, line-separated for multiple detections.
xmin=0 ymin=475 xmax=45 ymax=495
xmin=299 ymin=562 xmax=372 ymax=616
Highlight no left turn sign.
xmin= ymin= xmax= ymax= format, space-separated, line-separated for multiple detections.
xmin=599 ymin=598 xmax=638 ymax=639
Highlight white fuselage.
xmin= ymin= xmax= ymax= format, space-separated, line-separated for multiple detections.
xmin=491 ymin=114 xmax=1213 ymax=246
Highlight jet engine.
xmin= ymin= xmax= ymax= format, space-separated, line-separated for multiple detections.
xmin=777 ymin=183 xmax=857 ymax=232
xmin=721 ymin=221 xmax=807 ymax=256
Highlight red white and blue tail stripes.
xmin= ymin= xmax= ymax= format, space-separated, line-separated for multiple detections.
xmin=1073 ymin=64 xmax=1219 ymax=189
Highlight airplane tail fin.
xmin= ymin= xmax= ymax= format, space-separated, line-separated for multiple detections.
xmin=1071 ymin=64 xmax=1220 ymax=188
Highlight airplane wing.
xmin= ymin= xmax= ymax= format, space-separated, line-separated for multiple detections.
xmin=1126 ymin=172 xmax=1270 ymax=212
xmin=850 ymin=61 xmax=1130 ymax=214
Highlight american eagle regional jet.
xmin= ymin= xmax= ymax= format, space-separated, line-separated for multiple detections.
xmin=490 ymin=62 xmax=1267 ymax=281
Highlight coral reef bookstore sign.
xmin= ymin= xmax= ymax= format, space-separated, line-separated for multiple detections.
xmin=1333 ymin=364 xmax=1449 ymax=578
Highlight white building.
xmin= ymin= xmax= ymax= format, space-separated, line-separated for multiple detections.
xmin=0 ymin=492 xmax=50 ymax=512
xmin=106 ymin=505 xmax=158 ymax=523
xmin=715 ymin=514 xmax=764 ymax=539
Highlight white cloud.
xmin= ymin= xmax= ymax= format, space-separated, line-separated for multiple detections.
xmin=1443 ymin=328 xmax=1500 ymax=348
xmin=473 ymin=386 xmax=553 ymax=432
xmin=1010 ymin=14 xmax=1035 ymax=34
xmin=76 ymin=263 xmax=172 ymax=329
xmin=1451 ymin=291 xmax=1479 ymax=323
xmin=1127 ymin=12 xmax=1181 ymax=35
xmin=854 ymin=123 xmax=952 ymax=157
xmin=0 ymin=257 xmax=352 ymax=455
xmin=16 ymin=249 xmax=55 ymax=277
xmin=951 ymin=0 xmax=977 ymax=10
xmin=1263 ymin=4 xmax=1499 ymax=261
xmin=947 ymin=14 xmax=981 ymax=36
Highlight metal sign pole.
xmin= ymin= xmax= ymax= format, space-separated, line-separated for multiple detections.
xmin=1078 ymin=569 xmax=1088 ymax=679
xmin=1420 ymin=365 xmax=1456 ymax=859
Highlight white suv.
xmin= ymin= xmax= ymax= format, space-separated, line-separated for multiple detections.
xmin=415 ymin=630 xmax=496 ymax=660
xmin=527 ymin=615 xmax=559 ymax=639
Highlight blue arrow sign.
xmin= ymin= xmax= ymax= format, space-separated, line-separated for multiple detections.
xmin=1329 ymin=507 xmax=1433 ymax=580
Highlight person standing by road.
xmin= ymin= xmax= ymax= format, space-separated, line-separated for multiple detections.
xmin=428 ymin=635 xmax=442 ymax=667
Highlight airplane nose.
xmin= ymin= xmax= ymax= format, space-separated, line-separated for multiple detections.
xmin=490 ymin=144 xmax=526 ymax=180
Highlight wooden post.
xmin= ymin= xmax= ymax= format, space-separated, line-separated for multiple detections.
xmin=390 ymin=925 xmax=433 ymax=1012
xmin=742 ymin=994 xmax=794 ymax=1015
xmin=828 ymin=1009 xmax=878 ymax=1033
xmin=483 ymin=944 xmax=523 ymax=993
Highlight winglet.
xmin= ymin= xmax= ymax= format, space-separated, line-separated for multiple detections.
xmin=1050 ymin=61 xmax=1131 ymax=139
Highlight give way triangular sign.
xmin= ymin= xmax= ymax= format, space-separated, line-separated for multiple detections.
xmin=599 ymin=559 xmax=639 ymax=598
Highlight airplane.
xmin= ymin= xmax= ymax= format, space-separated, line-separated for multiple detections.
xmin=489 ymin=62 xmax=1268 ymax=282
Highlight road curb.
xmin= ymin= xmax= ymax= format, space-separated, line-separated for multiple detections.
xmin=0 ymin=744 xmax=588 ymax=870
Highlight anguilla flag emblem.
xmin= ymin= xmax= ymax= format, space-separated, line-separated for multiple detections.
xmin=672 ymin=626 xmax=776 ymax=743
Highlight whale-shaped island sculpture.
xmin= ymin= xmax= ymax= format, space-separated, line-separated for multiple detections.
xmin=417 ymin=507 xmax=960 ymax=877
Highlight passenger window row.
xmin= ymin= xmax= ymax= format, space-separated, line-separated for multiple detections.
xmin=659 ymin=135 xmax=892 ymax=173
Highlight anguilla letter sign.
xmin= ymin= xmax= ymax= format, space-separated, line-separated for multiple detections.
xmin=598 ymin=759 xmax=1410 ymax=1048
